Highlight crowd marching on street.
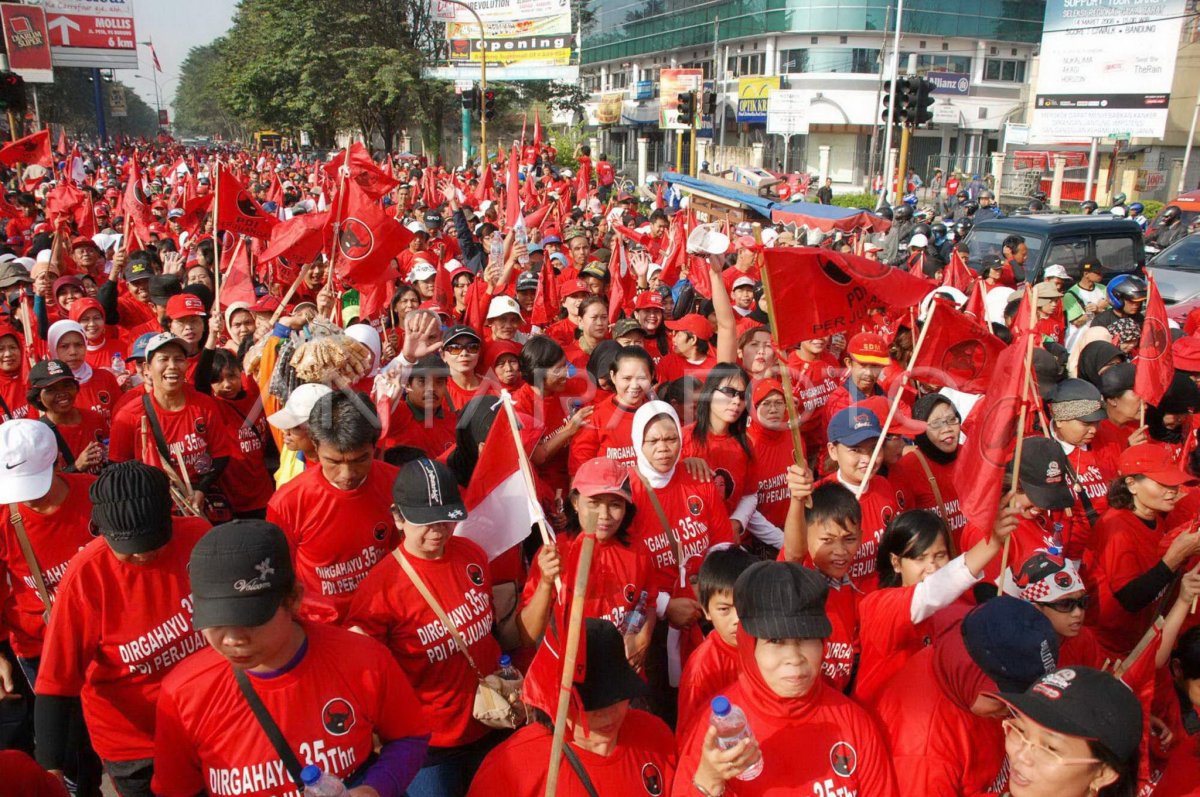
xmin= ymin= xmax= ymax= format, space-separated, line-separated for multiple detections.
xmin=0 ymin=126 xmax=1198 ymax=797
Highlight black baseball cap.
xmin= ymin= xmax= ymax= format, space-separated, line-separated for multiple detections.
xmin=123 ymin=259 xmax=154 ymax=282
xmin=734 ymin=560 xmax=831 ymax=640
xmin=28 ymin=358 xmax=76 ymax=389
xmin=442 ymin=324 xmax=481 ymax=346
xmin=1097 ymin=361 xmax=1135 ymax=399
xmin=423 ymin=210 xmax=443 ymax=227
xmin=575 ymin=619 xmax=649 ymax=711
xmin=1010 ymin=436 xmax=1074 ymax=510
xmin=991 ymin=666 xmax=1142 ymax=761
xmin=90 ymin=462 xmax=174 ymax=555
xmin=392 ymin=458 xmax=468 ymax=525
xmin=189 ymin=520 xmax=295 ymax=630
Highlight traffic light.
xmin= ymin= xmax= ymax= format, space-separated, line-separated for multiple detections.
xmin=702 ymin=91 xmax=717 ymax=117
xmin=461 ymin=88 xmax=477 ymax=113
xmin=677 ymin=91 xmax=696 ymax=126
xmin=0 ymin=72 xmax=25 ymax=112
xmin=482 ymin=89 xmax=496 ymax=121
xmin=881 ymin=79 xmax=907 ymax=125
xmin=911 ymin=76 xmax=935 ymax=126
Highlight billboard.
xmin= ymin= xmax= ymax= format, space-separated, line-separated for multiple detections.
xmin=737 ymin=76 xmax=780 ymax=124
xmin=27 ymin=0 xmax=138 ymax=69
xmin=928 ymin=71 xmax=969 ymax=96
xmin=0 ymin=4 xmax=53 ymax=83
xmin=434 ymin=0 xmax=577 ymax=82
xmin=108 ymin=83 xmax=126 ymax=116
xmin=659 ymin=68 xmax=702 ymax=130
xmin=1031 ymin=0 xmax=1186 ymax=141
xmin=596 ymin=93 xmax=622 ymax=125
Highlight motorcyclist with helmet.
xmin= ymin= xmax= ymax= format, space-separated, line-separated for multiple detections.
xmin=1080 ymin=200 xmax=1098 ymax=215
xmin=1128 ymin=202 xmax=1148 ymax=231
xmin=1150 ymin=206 xmax=1187 ymax=248
xmin=1091 ymin=274 xmax=1147 ymax=331
xmin=881 ymin=204 xmax=916 ymax=265
xmin=976 ymin=189 xmax=1004 ymax=220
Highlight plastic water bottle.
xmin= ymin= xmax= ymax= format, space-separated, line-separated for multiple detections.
xmin=514 ymin=226 xmax=530 ymax=266
xmin=300 ymin=765 xmax=348 ymax=796
xmin=110 ymin=352 xmax=124 ymax=373
xmin=496 ymin=654 xmax=522 ymax=687
xmin=489 ymin=231 xmax=504 ymax=266
xmin=710 ymin=696 xmax=763 ymax=780
xmin=622 ymin=590 xmax=649 ymax=636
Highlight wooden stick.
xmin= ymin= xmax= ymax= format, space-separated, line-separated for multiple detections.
xmin=1114 ymin=616 xmax=1165 ymax=678
xmin=856 ymin=300 xmax=937 ymax=499
xmin=759 ymin=258 xmax=807 ymax=470
xmin=267 ymin=264 xmax=312 ymax=326
xmin=544 ymin=516 xmax=597 ymax=797
xmin=499 ymin=390 xmax=561 ymax=592
xmin=174 ymin=450 xmax=194 ymax=497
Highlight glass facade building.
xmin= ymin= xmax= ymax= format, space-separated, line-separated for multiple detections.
xmin=582 ymin=0 xmax=1045 ymax=65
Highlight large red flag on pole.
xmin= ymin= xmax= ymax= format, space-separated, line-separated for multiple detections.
xmin=0 ymin=129 xmax=52 ymax=168
xmin=1133 ymin=275 xmax=1173 ymax=408
xmin=909 ymin=302 xmax=1009 ymax=394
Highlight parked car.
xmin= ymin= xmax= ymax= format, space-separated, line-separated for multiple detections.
xmin=964 ymin=214 xmax=1144 ymax=282
xmin=1147 ymin=232 xmax=1200 ymax=305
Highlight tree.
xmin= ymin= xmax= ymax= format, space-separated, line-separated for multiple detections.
xmin=174 ymin=40 xmax=250 ymax=140
xmin=36 ymin=69 xmax=158 ymax=139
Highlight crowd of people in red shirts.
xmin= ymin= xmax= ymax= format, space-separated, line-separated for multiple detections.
xmin=0 ymin=138 xmax=1196 ymax=797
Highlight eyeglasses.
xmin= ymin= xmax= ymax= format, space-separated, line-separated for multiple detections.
xmin=444 ymin=342 xmax=480 ymax=355
xmin=1002 ymin=720 xmax=1100 ymax=767
xmin=927 ymin=417 xmax=961 ymax=431
xmin=1038 ymin=595 xmax=1089 ymax=613
xmin=713 ymin=386 xmax=745 ymax=400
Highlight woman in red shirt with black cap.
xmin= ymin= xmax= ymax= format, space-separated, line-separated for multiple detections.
xmin=35 ymin=461 xmax=211 ymax=797
xmin=676 ymin=560 xmax=899 ymax=796
xmin=345 ymin=458 xmax=501 ymax=797
xmin=468 ymin=619 xmax=677 ymax=797
xmin=153 ymin=520 xmax=431 ymax=797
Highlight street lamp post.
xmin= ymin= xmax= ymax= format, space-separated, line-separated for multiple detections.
xmin=440 ymin=0 xmax=488 ymax=164
xmin=137 ymin=41 xmax=163 ymax=128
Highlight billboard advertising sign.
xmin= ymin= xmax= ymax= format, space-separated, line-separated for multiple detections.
xmin=766 ymin=90 xmax=809 ymax=136
xmin=436 ymin=0 xmax=577 ymax=81
xmin=28 ymin=0 xmax=138 ymax=70
xmin=928 ymin=71 xmax=969 ymax=96
xmin=1032 ymin=0 xmax=1186 ymax=141
xmin=0 ymin=4 xmax=53 ymax=83
xmin=737 ymin=76 xmax=780 ymax=124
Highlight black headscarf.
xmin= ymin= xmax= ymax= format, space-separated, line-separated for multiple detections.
xmin=446 ymin=395 xmax=502 ymax=486
xmin=1076 ymin=341 xmax=1126 ymax=388
xmin=912 ymin=393 xmax=959 ymax=465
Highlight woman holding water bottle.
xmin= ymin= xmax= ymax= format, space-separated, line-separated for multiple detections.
xmin=674 ymin=561 xmax=899 ymax=796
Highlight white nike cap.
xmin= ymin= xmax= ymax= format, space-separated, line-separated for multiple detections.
xmin=267 ymin=383 xmax=333 ymax=430
xmin=0 ymin=419 xmax=58 ymax=503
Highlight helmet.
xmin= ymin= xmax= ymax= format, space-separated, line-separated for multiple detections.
xmin=1032 ymin=190 xmax=1048 ymax=202
xmin=1110 ymin=205 xmax=1127 ymax=217
xmin=893 ymin=205 xmax=914 ymax=221
xmin=876 ymin=206 xmax=894 ymax=221
xmin=953 ymin=219 xmax=973 ymax=238
xmin=1129 ymin=202 xmax=1144 ymax=214
xmin=1161 ymin=206 xmax=1182 ymax=224
xmin=956 ymin=189 xmax=969 ymax=200
xmin=963 ymin=201 xmax=979 ymax=215
xmin=1028 ymin=199 xmax=1044 ymax=212
xmin=902 ymin=193 xmax=919 ymax=206
xmin=1106 ymin=274 xmax=1148 ymax=311
xmin=931 ymin=222 xmax=948 ymax=237
xmin=645 ymin=173 xmax=659 ymax=185
xmin=560 ymin=168 xmax=573 ymax=178
xmin=911 ymin=223 xmax=932 ymax=237
xmin=978 ymin=190 xmax=994 ymax=201
xmin=1112 ymin=193 xmax=1127 ymax=205
xmin=1080 ymin=200 xmax=1098 ymax=212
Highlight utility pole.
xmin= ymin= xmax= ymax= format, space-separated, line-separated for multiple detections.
xmin=443 ymin=0 xmax=488 ymax=163
xmin=712 ymin=15 xmax=721 ymax=162
xmin=878 ymin=0 xmax=904 ymax=207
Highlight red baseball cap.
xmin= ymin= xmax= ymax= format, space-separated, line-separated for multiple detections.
xmin=751 ymin=379 xmax=784 ymax=406
xmin=572 ymin=457 xmax=633 ymax=501
xmin=560 ymin=278 xmax=589 ymax=297
xmin=250 ymin=295 xmax=281 ymax=314
xmin=166 ymin=293 xmax=206 ymax=320
xmin=634 ymin=291 xmax=664 ymax=311
xmin=67 ymin=297 xmax=104 ymax=323
xmin=70 ymin=236 xmax=100 ymax=252
xmin=1117 ymin=443 xmax=1197 ymax=486
xmin=1173 ymin=335 xmax=1200 ymax=372
xmin=846 ymin=332 xmax=890 ymax=365
xmin=665 ymin=313 xmax=714 ymax=340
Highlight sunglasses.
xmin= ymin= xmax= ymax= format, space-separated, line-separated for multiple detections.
xmin=713 ymin=386 xmax=746 ymax=399
xmin=445 ymin=342 xmax=480 ymax=354
xmin=1038 ymin=595 xmax=1089 ymax=613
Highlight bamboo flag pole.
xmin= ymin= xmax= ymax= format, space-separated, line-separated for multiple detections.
xmin=268 ymin=263 xmax=313 ymax=327
xmin=544 ymin=515 xmax=597 ymax=797
xmin=324 ymin=145 xmax=353 ymax=322
xmin=213 ymin=159 xmax=222 ymax=310
xmin=856 ymin=300 xmax=938 ymax=499
xmin=499 ymin=390 xmax=561 ymax=592
xmin=759 ymin=259 xmax=807 ymax=469
xmin=999 ymin=286 xmax=1039 ymax=594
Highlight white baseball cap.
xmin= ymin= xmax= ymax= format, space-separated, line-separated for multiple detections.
xmin=487 ymin=295 xmax=523 ymax=320
xmin=267 ymin=383 xmax=333 ymax=430
xmin=0 ymin=420 xmax=58 ymax=503
xmin=1043 ymin=264 xmax=1070 ymax=281
xmin=404 ymin=219 xmax=429 ymax=235
xmin=410 ymin=262 xmax=437 ymax=282
xmin=909 ymin=233 xmax=929 ymax=248
xmin=731 ymin=276 xmax=757 ymax=290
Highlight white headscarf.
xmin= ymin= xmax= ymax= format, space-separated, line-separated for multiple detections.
xmin=345 ymin=323 xmax=381 ymax=377
xmin=632 ymin=400 xmax=681 ymax=489
xmin=47 ymin=319 xmax=93 ymax=384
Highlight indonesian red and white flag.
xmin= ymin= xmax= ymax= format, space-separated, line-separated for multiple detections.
xmin=454 ymin=392 xmax=548 ymax=561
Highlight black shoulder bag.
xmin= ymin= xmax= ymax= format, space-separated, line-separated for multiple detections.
xmin=561 ymin=744 xmax=601 ymax=797
xmin=232 ymin=668 xmax=306 ymax=791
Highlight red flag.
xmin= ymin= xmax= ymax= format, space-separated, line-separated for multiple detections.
xmin=215 ymin=163 xmax=278 ymax=240
xmin=433 ymin=259 xmax=455 ymax=317
xmin=954 ymin=333 xmax=1035 ymax=536
xmin=45 ymin=182 xmax=86 ymax=226
xmin=762 ymin=247 xmax=934 ymax=346
xmin=522 ymin=203 xmax=552 ymax=230
xmin=658 ymin=210 xmax=689 ymax=286
xmin=1134 ymin=276 xmax=1173 ymax=407
xmin=531 ymin=256 xmax=562 ymax=327
xmin=122 ymin=158 xmax=156 ymax=245
xmin=942 ymin=249 xmax=973 ymax=293
xmin=0 ymin=129 xmax=52 ymax=168
xmin=964 ymin=277 xmax=987 ymax=321
xmin=1010 ymin=284 xmax=1037 ymax=338
xmin=533 ymin=108 xmax=543 ymax=151
xmin=260 ymin=210 xmax=331 ymax=266
xmin=55 ymin=127 xmax=67 ymax=157
xmin=331 ymin=181 xmax=411 ymax=288
xmin=608 ymin=238 xmax=636 ymax=324
xmin=321 ymin=142 xmax=399 ymax=200
xmin=504 ymin=146 xmax=521 ymax=228
xmin=909 ymin=303 xmax=1010 ymax=393
xmin=219 ymin=237 xmax=257 ymax=308
xmin=473 ymin=163 xmax=495 ymax=206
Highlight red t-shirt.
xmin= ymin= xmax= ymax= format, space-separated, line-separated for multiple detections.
xmin=961 ymin=511 xmax=1072 ymax=585
xmin=1057 ymin=627 xmax=1105 ymax=669
xmin=381 ymin=398 xmax=457 ymax=458
xmin=682 ymin=426 xmax=756 ymax=518
xmin=35 ymin=517 xmax=211 ymax=761
xmin=51 ymin=409 xmax=110 ymax=469
xmin=521 ymin=535 xmax=656 ymax=631
xmin=1086 ymin=508 xmax=1174 ymax=658
xmin=0 ymin=473 xmax=96 ymax=658
xmin=76 ymin=367 xmax=122 ymax=424
xmin=152 ymin=621 xmax=431 ymax=797
xmin=568 ymin=395 xmax=640 ymax=476
xmin=0 ymin=368 xmax=35 ymax=420
xmin=266 ymin=461 xmax=399 ymax=624
xmin=445 ymin=376 xmax=485 ymax=414
xmin=214 ymin=389 xmax=275 ymax=513
xmin=84 ymin=330 xmax=129 ymax=373
xmin=108 ymin=387 xmax=234 ymax=485
xmin=115 ymin=293 xmax=159 ymax=338
xmin=629 ymin=470 xmax=734 ymax=595
xmin=821 ymin=577 xmax=860 ymax=693
xmin=512 ymin=382 xmax=586 ymax=496
xmin=890 ymin=451 xmax=965 ymax=549
xmin=345 ymin=538 xmax=500 ymax=748
xmin=817 ymin=473 xmax=901 ymax=593
xmin=596 ymin=160 xmax=615 ymax=187
xmin=468 ymin=709 xmax=676 ymax=797
xmin=855 ymin=583 xmax=938 ymax=707
xmin=0 ymin=751 xmax=68 ymax=797
xmin=787 ymin=353 xmax=841 ymax=441
xmin=655 ymin=352 xmax=716 ymax=385
xmin=746 ymin=424 xmax=793 ymax=530
xmin=677 ymin=630 xmax=739 ymax=736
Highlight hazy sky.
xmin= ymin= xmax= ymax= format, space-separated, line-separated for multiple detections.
xmin=117 ymin=0 xmax=240 ymax=114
